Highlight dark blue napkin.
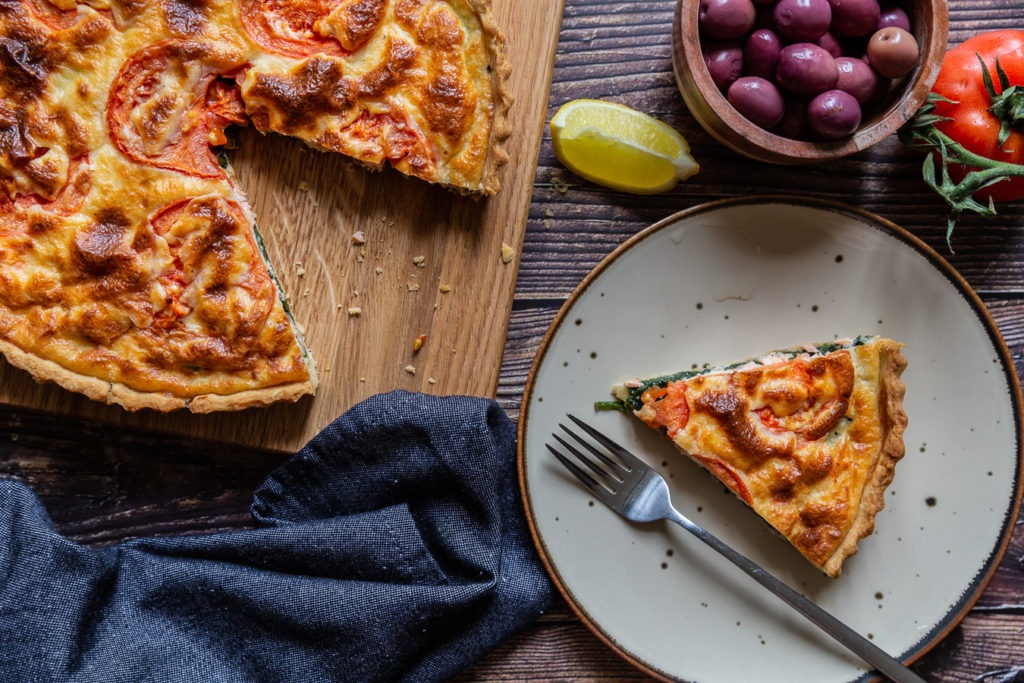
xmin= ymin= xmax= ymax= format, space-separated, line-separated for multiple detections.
xmin=0 ymin=391 xmax=553 ymax=682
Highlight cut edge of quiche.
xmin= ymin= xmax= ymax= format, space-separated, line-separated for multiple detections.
xmin=465 ymin=0 xmax=514 ymax=197
xmin=606 ymin=336 xmax=908 ymax=578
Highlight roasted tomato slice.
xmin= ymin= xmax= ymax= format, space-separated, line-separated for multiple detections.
xmin=237 ymin=0 xmax=386 ymax=58
xmin=107 ymin=41 xmax=245 ymax=178
xmin=0 ymin=155 xmax=91 ymax=233
xmin=148 ymin=196 xmax=274 ymax=337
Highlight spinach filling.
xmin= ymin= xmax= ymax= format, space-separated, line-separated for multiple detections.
xmin=597 ymin=335 xmax=872 ymax=412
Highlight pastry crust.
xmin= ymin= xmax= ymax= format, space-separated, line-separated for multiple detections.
xmin=612 ymin=337 xmax=908 ymax=577
xmin=0 ymin=0 xmax=508 ymax=412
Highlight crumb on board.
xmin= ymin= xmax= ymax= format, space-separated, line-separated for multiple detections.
xmin=413 ymin=334 xmax=427 ymax=353
xmin=427 ymin=377 xmax=437 ymax=385
xmin=413 ymin=255 xmax=426 ymax=268
xmin=375 ymin=266 xmax=384 ymax=275
xmin=295 ymin=262 xmax=306 ymax=277
xmin=404 ymin=364 xmax=416 ymax=375
xmin=407 ymin=283 xmax=420 ymax=292
xmin=439 ymin=283 xmax=451 ymax=293
xmin=347 ymin=306 xmax=362 ymax=316
xmin=351 ymin=230 xmax=366 ymax=245
xmin=501 ymin=243 xmax=515 ymax=264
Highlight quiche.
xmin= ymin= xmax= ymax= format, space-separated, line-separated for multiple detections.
xmin=0 ymin=0 xmax=511 ymax=412
xmin=607 ymin=336 xmax=908 ymax=577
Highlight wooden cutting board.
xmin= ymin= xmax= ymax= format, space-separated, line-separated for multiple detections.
xmin=0 ymin=1 xmax=564 ymax=453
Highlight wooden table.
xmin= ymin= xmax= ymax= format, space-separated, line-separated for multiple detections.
xmin=3 ymin=1 xmax=1023 ymax=681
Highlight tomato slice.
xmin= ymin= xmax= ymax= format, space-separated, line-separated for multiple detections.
xmin=238 ymin=0 xmax=348 ymax=59
xmin=0 ymin=155 xmax=91 ymax=233
xmin=107 ymin=41 xmax=244 ymax=178
xmin=148 ymin=197 xmax=273 ymax=332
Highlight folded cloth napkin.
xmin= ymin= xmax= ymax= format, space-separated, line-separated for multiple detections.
xmin=0 ymin=390 xmax=554 ymax=683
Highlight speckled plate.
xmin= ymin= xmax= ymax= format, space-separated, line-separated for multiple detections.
xmin=518 ymin=196 xmax=1023 ymax=683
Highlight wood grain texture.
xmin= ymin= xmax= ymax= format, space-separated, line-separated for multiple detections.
xmin=0 ymin=0 xmax=564 ymax=452
xmin=1 ymin=0 xmax=1023 ymax=681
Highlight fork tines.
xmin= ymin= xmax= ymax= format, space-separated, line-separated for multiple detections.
xmin=547 ymin=414 xmax=634 ymax=493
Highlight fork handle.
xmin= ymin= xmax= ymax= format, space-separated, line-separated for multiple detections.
xmin=666 ymin=510 xmax=926 ymax=683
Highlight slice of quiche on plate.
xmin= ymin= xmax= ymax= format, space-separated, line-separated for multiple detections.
xmin=604 ymin=335 xmax=908 ymax=577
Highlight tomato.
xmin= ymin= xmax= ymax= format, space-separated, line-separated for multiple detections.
xmin=107 ymin=41 xmax=244 ymax=178
xmin=638 ymin=383 xmax=690 ymax=438
xmin=148 ymin=197 xmax=273 ymax=332
xmin=238 ymin=0 xmax=346 ymax=59
xmin=0 ymin=156 xmax=91 ymax=233
xmin=930 ymin=30 xmax=1024 ymax=203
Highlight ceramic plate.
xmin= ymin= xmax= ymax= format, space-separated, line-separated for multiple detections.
xmin=518 ymin=197 xmax=1023 ymax=683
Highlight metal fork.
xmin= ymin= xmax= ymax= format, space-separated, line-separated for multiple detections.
xmin=549 ymin=414 xmax=926 ymax=683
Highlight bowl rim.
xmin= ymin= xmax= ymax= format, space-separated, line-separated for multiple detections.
xmin=673 ymin=0 xmax=950 ymax=164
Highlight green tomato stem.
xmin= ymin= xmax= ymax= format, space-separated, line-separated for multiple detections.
xmin=899 ymin=90 xmax=1024 ymax=249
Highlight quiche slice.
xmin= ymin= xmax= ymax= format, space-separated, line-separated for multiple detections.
xmin=606 ymin=336 xmax=908 ymax=577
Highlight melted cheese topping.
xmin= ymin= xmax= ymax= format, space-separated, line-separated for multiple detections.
xmin=631 ymin=338 xmax=908 ymax=577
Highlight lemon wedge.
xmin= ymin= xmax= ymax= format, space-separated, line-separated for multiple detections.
xmin=550 ymin=99 xmax=699 ymax=194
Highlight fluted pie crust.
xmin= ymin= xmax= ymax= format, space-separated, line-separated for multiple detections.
xmin=0 ymin=0 xmax=510 ymax=412
xmin=611 ymin=337 xmax=908 ymax=577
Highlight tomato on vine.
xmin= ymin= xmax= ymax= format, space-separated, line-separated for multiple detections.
xmin=899 ymin=30 xmax=1024 ymax=245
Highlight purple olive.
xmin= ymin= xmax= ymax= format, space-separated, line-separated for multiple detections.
xmin=807 ymin=89 xmax=862 ymax=138
xmin=877 ymin=5 xmax=911 ymax=32
xmin=772 ymin=95 xmax=812 ymax=139
xmin=744 ymin=28 xmax=783 ymax=79
xmin=699 ymin=0 xmax=757 ymax=40
xmin=827 ymin=0 xmax=881 ymax=37
xmin=816 ymin=31 xmax=843 ymax=58
xmin=834 ymin=56 xmax=880 ymax=103
xmin=776 ymin=43 xmax=839 ymax=96
xmin=728 ymin=76 xmax=786 ymax=128
xmin=866 ymin=26 xmax=919 ymax=78
xmin=773 ymin=0 xmax=832 ymax=42
xmin=704 ymin=41 xmax=745 ymax=90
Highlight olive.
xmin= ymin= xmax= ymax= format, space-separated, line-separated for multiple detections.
xmin=827 ymin=0 xmax=881 ymax=38
xmin=773 ymin=0 xmax=832 ymax=42
xmin=816 ymin=31 xmax=843 ymax=58
xmin=744 ymin=29 xmax=783 ymax=80
xmin=704 ymin=42 xmax=745 ymax=90
xmin=877 ymin=6 xmax=911 ymax=32
xmin=866 ymin=26 xmax=919 ymax=78
xmin=772 ymin=95 xmax=812 ymax=139
xmin=807 ymin=89 xmax=862 ymax=138
xmin=776 ymin=43 xmax=839 ymax=96
xmin=699 ymin=0 xmax=757 ymax=40
xmin=834 ymin=56 xmax=880 ymax=103
xmin=728 ymin=76 xmax=786 ymax=128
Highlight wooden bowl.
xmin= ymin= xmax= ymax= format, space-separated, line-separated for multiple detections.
xmin=672 ymin=0 xmax=949 ymax=164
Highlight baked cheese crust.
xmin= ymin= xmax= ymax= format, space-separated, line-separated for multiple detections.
xmin=0 ymin=0 xmax=510 ymax=411
xmin=611 ymin=336 xmax=908 ymax=577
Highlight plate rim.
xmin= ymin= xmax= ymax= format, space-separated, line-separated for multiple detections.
xmin=516 ymin=194 xmax=1024 ymax=682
